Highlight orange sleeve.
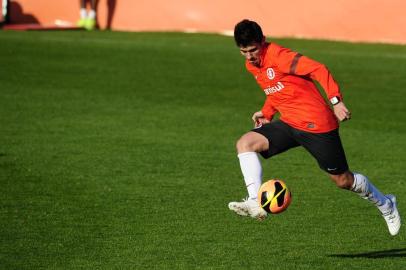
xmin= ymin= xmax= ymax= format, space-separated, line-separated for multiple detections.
xmin=294 ymin=55 xmax=342 ymax=100
xmin=275 ymin=47 xmax=342 ymax=100
xmin=261 ymin=96 xmax=277 ymax=120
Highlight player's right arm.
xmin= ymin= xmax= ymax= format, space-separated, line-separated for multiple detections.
xmin=252 ymin=111 xmax=270 ymax=128
xmin=253 ymin=97 xmax=276 ymax=127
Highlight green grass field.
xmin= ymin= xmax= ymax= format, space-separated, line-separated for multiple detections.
xmin=1 ymin=30 xmax=406 ymax=269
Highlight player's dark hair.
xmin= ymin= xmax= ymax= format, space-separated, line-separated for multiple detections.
xmin=234 ymin=19 xmax=264 ymax=47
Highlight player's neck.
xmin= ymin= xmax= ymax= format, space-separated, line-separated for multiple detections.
xmin=252 ymin=42 xmax=269 ymax=68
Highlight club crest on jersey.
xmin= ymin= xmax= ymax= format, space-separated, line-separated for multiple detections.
xmin=266 ymin=68 xmax=275 ymax=80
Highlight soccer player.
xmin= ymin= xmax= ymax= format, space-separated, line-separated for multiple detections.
xmin=228 ymin=19 xmax=401 ymax=236
xmin=77 ymin=0 xmax=97 ymax=30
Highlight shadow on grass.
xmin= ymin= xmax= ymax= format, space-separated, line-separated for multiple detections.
xmin=329 ymin=248 xmax=406 ymax=259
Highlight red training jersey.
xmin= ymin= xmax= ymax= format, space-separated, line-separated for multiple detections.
xmin=246 ymin=42 xmax=342 ymax=133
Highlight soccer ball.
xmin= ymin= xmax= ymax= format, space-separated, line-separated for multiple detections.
xmin=257 ymin=179 xmax=292 ymax=214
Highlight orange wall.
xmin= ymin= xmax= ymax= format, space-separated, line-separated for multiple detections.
xmin=9 ymin=0 xmax=406 ymax=44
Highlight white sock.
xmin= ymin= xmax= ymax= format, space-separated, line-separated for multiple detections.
xmin=238 ymin=152 xmax=262 ymax=200
xmin=351 ymin=172 xmax=392 ymax=214
xmin=80 ymin=8 xmax=87 ymax=19
xmin=88 ymin=10 xmax=96 ymax=19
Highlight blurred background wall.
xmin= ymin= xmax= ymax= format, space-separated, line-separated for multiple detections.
xmin=7 ymin=0 xmax=406 ymax=44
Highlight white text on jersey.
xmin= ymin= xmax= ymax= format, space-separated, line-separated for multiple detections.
xmin=264 ymin=82 xmax=285 ymax=95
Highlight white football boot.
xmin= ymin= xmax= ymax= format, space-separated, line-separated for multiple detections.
xmin=228 ymin=198 xmax=267 ymax=221
xmin=382 ymin=194 xmax=401 ymax=236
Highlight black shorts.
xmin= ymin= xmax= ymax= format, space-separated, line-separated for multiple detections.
xmin=252 ymin=120 xmax=349 ymax=175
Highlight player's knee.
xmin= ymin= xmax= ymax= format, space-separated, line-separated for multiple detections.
xmin=236 ymin=133 xmax=266 ymax=153
xmin=236 ymin=136 xmax=253 ymax=153
xmin=330 ymin=172 xmax=353 ymax=190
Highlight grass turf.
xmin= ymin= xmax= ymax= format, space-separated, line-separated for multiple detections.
xmin=0 ymin=30 xmax=406 ymax=269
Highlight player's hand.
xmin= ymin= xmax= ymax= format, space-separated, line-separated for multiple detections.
xmin=252 ymin=111 xmax=270 ymax=128
xmin=333 ymin=102 xmax=351 ymax=122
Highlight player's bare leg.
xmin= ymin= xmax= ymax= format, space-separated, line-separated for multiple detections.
xmin=228 ymin=132 xmax=268 ymax=220
xmin=329 ymin=171 xmax=401 ymax=236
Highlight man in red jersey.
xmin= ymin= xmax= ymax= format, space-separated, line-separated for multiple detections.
xmin=228 ymin=19 xmax=401 ymax=236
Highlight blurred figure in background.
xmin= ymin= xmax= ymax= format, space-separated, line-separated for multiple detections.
xmin=77 ymin=0 xmax=98 ymax=30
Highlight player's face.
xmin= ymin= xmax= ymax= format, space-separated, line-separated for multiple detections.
xmin=240 ymin=43 xmax=263 ymax=67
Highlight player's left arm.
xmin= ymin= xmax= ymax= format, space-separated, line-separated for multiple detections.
xmin=277 ymin=49 xmax=351 ymax=121
xmin=295 ymin=55 xmax=351 ymax=121
xmin=332 ymin=102 xmax=351 ymax=121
